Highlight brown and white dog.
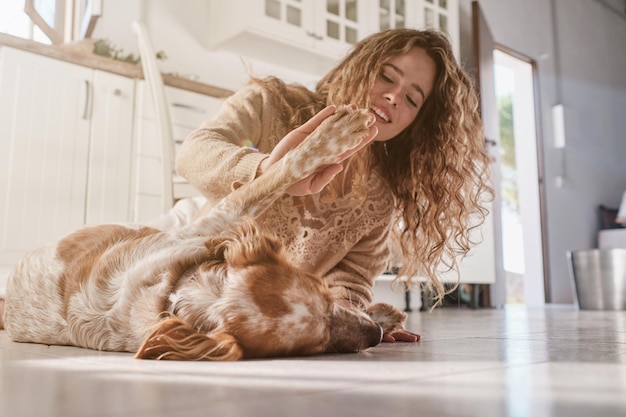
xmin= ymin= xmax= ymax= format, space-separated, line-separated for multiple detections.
xmin=0 ymin=106 xmax=406 ymax=360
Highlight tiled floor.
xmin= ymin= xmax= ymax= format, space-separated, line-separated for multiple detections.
xmin=1 ymin=305 xmax=626 ymax=417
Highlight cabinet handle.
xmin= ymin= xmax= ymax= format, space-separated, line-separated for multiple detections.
xmin=82 ymin=80 xmax=93 ymax=120
xmin=305 ymin=31 xmax=323 ymax=40
xmin=171 ymin=102 xmax=206 ymax=114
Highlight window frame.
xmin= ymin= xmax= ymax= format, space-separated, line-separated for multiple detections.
xmin=23 ymin=0 xmax=101 ymax=44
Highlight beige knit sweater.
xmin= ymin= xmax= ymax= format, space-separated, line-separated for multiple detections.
xmin=175 ymin=83 xmax=395 ymax=307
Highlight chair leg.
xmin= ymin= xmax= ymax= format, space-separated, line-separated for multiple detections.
xmin=404 ymin=282 xmax=413 ymax=313
xmin=420 ymin=285 xmax=432 ymax=311
xmin=470 ymin=284 xmax=481 ymax=309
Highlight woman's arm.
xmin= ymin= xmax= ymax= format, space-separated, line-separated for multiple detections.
xmin=326 ymin=225 xmax=420 ymax=343
xmin=176 ymin=85 xmax=376 ymax=200
xmin=175 ymin=84 xmax=275 ymax=200
xmin=325 ymin=223 xmax=391 ymax=309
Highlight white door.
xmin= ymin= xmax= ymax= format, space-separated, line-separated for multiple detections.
xmin=493 ymin=50 xmax=546 ymax=307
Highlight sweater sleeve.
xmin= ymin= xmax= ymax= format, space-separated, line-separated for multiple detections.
xmin=325 ymin=222 xmax=392 ymax=309
xmin=175 ymin=83 xmax=278 ymax=200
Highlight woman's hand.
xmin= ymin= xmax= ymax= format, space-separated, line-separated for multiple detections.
xmin=335 ymin=299 xmax=420 ymax=344
xmin=382 ymin=329 xmax=421 ymax=343
xmin=257 ymin=105 xmax=377 ymax=196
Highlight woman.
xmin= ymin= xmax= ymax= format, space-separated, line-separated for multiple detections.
xmin=175 ymin=29 xmax=492 ymax=342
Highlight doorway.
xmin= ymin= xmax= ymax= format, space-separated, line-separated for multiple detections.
xmin=493 ymin=48 xmax=545 ymax=307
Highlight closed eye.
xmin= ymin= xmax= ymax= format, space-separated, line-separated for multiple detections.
xmin=380 ymin=71 xmax=420 ymax=109
xmin=382 ymin=62 xmax=426 ymax=110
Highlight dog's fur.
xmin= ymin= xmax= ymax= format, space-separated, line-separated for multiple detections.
xmin=0 ymin=106 xmax=406 ymax=360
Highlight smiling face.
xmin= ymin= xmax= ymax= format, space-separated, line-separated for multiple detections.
xmin=369 ymin=47 xmax=437 ymax=142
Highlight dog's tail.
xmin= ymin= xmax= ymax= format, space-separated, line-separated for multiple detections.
xmin=135 ymin=317 xmax=242 ymax=361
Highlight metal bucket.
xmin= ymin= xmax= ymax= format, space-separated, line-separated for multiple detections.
xmin=568 ymin=249 xmax=626 ymax=310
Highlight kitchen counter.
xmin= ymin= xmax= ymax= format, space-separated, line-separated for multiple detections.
xmin=0 ymin=32 xmax=233 ymax=98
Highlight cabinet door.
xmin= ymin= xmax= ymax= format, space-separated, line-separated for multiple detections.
xmin=85 ymin=70 xmax=135 ymax=225
xmin=369 ymin=0 xmax=460 ymax=58
xmin=416 ymin=0 xmax=460 ymax=57
xmin=209 ymin=0 xmax=314 ymax=51
xmin=264 ymin=0 xmax=368 ymax=55
xmin=263 ymin=0 xmax=315 ymax=47
xmin=376 ymin=0 xmax=409 ymax=30
xmin=313 ymin=0 xmax=369 ymax=56
xmin=0 ymin=47 xmax=92 ymax=267
xmin=208 ymin=0 xmax=368 ymax=74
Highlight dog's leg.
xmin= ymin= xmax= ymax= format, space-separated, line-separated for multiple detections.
xmin=177 ymin=106 xmax=372 ymax=239
xmin=224 ymin=106 xmax=372 ymax=217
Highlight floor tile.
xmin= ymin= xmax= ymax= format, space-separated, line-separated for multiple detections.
xmin=2 ymin=306 xmax=626 ymax=417
xmin=158 ymin=361 xmax=626 ymax=417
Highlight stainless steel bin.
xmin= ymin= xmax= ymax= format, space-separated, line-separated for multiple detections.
xmin=568 ymin=249 xmax=626 ymax=310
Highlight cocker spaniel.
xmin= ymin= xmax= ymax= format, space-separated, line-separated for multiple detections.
xmin=1 ymin=106 xmax=407 ymax=360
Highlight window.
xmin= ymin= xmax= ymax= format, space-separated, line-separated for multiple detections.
xmin=0 ymin=0 xmax=101 ymax=44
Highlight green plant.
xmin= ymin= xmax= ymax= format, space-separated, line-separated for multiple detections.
xmin=92 ymin=39 xmax=167 ymax=64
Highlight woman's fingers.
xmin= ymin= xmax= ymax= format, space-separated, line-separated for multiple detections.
xmin=394 ymin=331 xmax=421 ymax=342
xmin=260 ymin=105 xmax=374 ymax=185
xmin=295 ymin=105 xmax=337 ymax=135
xmin=383 ymin=330 xmax=421 ymax=343
xmin=336 ymin=125 xmax=378 ymax=162
xmin=382 ymin=333 xmax=396 ymax=343
xmin=263 ymin=106 xmax=337 ymax=172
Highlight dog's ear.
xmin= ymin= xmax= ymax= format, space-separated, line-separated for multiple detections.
xmin=135 ymin=318 xmax=243 ymax=361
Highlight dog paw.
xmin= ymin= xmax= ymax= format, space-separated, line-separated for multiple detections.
xmin=289 ymin=105 xmax=372 ymax=174
xmin=366 ymin=303 xmax=407 ymax=334
xmin=312 ymin=105 xmax=372 ymax=159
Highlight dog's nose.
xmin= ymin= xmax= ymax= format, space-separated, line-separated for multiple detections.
xmin=367 ymin=324 xmax=384 ymax=348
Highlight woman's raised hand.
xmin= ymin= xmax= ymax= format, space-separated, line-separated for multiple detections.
xmin=257 ymin=105 xmax=377 ymax=196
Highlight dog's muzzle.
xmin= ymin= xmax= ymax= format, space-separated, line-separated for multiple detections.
xmin=369 ymin=324 xmax=384 ymax=348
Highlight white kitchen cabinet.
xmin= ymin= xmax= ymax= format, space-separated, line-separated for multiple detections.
xmin=132 ymin=81 xmax=224 ymax=223
xmin=207 ymin=0 xmax=371 ymax=74
xmin=207 ymin=0 xmax=459 ymax=74
xmin=371 ymin=0 xmax=460 ymax=57
xmin=0 ymin=47 xmax=135 ymax=281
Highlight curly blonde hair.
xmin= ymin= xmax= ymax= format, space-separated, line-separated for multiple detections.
xmin=255 ymin=29 xmax=493 ymax=305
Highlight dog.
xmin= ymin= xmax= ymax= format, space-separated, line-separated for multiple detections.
xmin=0 ymin=106 xmax=407 ymax=360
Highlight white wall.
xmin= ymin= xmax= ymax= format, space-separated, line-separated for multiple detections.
xmin=551 ymin=0 xmax=626 ymax=302
xmin=94 ymin=0 xmax=626 ymax=304
xmin=460 ymin=0 xmax=626 ymax=303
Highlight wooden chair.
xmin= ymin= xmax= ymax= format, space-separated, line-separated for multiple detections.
xmin=132 ymin=21 xmax=197 ymax=213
